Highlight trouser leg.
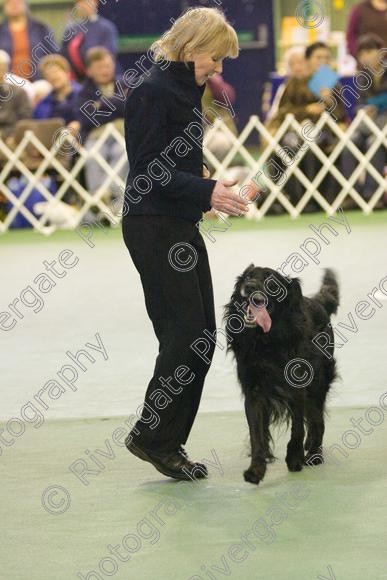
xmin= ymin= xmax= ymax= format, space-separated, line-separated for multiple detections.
xmin=122 ymin=215 xmax=216 ymax=452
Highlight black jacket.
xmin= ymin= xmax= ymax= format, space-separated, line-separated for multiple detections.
xmin=124 ymin=61 xmax=217 ymax=223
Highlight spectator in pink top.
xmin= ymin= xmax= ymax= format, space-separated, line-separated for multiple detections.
xmin=347 ymin=0 xmax=387 ymax=58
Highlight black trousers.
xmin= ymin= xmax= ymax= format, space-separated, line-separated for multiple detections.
xmin=122 ymin=214 xmax=216 ymax=452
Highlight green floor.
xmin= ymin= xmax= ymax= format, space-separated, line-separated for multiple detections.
xmin=1 ymin=408 xmax=386 ymax=580
xmin=2 ymin=208 xmax=387 ymax=245
xmin=1 ymin=210 xmax=387 ymax=579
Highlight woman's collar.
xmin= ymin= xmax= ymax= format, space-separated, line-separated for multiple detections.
xmin=163 ymin=60 xmax=206 ymax=91
xmin=166 ymin=60 xmax=196 ymax=77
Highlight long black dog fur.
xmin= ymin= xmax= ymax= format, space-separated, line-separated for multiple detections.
xmin=224 ymin=265 xmax=339 ymax=485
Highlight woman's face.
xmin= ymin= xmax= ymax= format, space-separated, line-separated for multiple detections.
xmin=189 ymin=51 xmax=224 ymax=85
xmin=43 ymin=65 xmax=70 ymax=92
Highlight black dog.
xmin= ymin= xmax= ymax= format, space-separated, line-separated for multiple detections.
xmin=224 ymin=265 xmax=339 ymax=485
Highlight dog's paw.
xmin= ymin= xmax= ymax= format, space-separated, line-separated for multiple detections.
xmin=286 ymin=458 xmax=304 ymax=472
xmin=304 ymin=452 xmax=324 ymax=466
xmin=243 ymin=465 xmax=265 ymax=485
xmin=286 ymin=451 xmax=305 ymax=472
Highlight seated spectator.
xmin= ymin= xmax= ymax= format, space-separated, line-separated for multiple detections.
xmin=342 ymin=34 xmax=387 ymax=201
xmin=0 ymin=0 xmax=54 ymax=81
xmin=69 ymin=47 xmax=128 ymax=200
xmin=273 ymin=43 xmax=346 ymax=128
xmin=33 ymin=54 xmax=80 ymax=123
xmin=264 ymin=42 xmax=347 ymax=208
xmin=265 ymin=46 xmax=306 ymax=128
xmin=0 ymin=49 xmax=32 ymax=140
xmin=347 ymin=0 xmax=387 ymax=59
xmin=61 ymin=0 xmax=118 ymax=81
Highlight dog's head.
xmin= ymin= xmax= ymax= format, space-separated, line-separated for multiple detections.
xmin=228 ymin=264 xmax=303 ymax=334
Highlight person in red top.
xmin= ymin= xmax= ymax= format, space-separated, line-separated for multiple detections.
xmin=0 ymin=0 xmax=53 ymax=81
xmin=347 ymin=0 xmax=387 ymax=58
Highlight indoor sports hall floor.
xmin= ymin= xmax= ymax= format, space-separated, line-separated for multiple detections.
xmin=1 ymin=210 xmax=386 ymax=580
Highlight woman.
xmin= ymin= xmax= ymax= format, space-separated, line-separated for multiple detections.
xmin=267 ymin=42 xmax=347 ymax=208
xmin=33 ymin=54 xmax=80 ymax=123
xmin=264 ymin=45 xmax=306 ymax=128
xmin=122 ymin=7 xmax=247 ymax=481
xmin=0 ymin=0 xmax=53 ymax=81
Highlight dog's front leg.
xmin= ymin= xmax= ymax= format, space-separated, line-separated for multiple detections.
xmin=243 ymin=393 xmax=269 ymax=485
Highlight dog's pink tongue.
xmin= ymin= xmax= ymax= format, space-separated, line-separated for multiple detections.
xmin=252 ymin=306 xmax=272 ymax=333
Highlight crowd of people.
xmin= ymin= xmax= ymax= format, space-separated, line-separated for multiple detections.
xmin=264 ymin=35 xmax=387 ymax=209
xmin=0 ymin=0 xmax=386 ymax=225
xmin=0 ymin=0 xmax=125 ymax=219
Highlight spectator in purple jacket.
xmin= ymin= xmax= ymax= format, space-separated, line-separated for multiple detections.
xmin=61 ymin=0 xmax=119 ymax=81
xmin=0 ymin=0 xmax=54 ymax=81
xmin=347 ymin=0 xmax=387 ymax=58
xmin=33 ymin=54 xmax=80 ymax=123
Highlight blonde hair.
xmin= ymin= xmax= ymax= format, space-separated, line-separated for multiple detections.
xmin=150 ymin=7 xmax=239 ymax=64
xmin=39 ymin=54 xmax=70 ymax=75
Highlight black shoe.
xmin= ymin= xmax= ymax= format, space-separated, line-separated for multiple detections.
xmin=125 ymin=438 xmax=207 ymax=481
xmin=179 ymin=446 xmax=208 ymax=476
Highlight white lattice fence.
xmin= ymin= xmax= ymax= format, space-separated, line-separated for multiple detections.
xmin=204 ymin=110 xmax=387 ymax=220
xmin=0 ymin=123 xmax=127 ymax=235
xmin=0 ymin=112 xmax=386 ymax=234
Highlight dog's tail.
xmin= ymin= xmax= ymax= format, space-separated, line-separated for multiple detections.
xmin=316 ymin=269 xmax=339 ymax=315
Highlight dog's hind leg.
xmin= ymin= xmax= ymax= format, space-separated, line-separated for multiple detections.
xmin=243 ymin=393 xmax=270 ymax=485
xmin=286 ymin=398 xmax=305 ymax=472
xmin=304 ymin=400 xmax=325 ymax=465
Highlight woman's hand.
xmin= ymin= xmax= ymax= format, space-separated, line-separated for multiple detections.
xmin=210 ymin=180 xmax=249 ymax=216
xmin=203 ymin=165 xmax=211 ymax=179
xmin=242 ymin=181 xmax=262 ymax=202
xmin=319 ymin=88 xmax=332 ymax=100
xmin=305 ymin=103 xmax=325 ymax=115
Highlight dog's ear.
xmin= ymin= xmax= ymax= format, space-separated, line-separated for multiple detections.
xmin=243 ymin=263 xmax=255 ymax=276
xmin=288 ymin=277 xmax=303 ymax=308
